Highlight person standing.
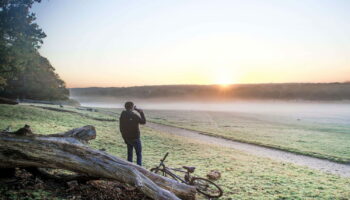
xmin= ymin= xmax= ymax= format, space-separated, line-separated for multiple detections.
xmin=119 ymin=101 xmax=146 ymax=166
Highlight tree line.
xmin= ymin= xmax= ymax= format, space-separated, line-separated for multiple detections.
xmin=0 ymin=0 xmax=68 ymax=100
xmin=71 ymin=82 xmax=350 ymax=101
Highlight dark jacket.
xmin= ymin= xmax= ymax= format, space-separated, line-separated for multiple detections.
xmin=119 ymin=110 xmax=146 ymax=141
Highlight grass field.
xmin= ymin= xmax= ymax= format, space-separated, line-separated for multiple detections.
xmin=141 ymin=109 xmax=350 ymax=163
xmin=1 ymin=104 xmax=350 ymax=199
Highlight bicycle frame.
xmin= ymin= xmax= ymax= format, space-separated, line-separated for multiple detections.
xmin=154 ymin=152 xmax=192 ymax=184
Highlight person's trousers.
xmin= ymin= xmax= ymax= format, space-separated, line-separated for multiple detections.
xmin=125 ymin=138 xmax=142 ymax=166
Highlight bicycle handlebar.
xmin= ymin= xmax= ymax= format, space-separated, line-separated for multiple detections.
xmin=161 ymin=152 xmax=169 ymax=162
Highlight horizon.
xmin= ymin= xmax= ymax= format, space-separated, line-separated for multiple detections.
xmin=32 ymin=0 xmax=350 ymax=88
xmin=69 ymin=81 xmax=350 ymax=89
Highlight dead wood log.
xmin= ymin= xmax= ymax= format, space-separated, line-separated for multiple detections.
xmin=2 ymin=125 xmax=96 ymax=143
xmin=0 ymin=126 xmax=196 ymax=200
xmin=45 ymin=125 xmax=97 ymax=143
xmin=23 ymin=167 xmax=96 ymax=183
xmin=0 ymin=97 xmax=18 ymax=105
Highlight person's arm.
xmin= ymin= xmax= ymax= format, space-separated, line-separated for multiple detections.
xmin=134 ymin=108 xmax=146 ymax=124
xmin=138 ymin=111 xmax=146 ymax=124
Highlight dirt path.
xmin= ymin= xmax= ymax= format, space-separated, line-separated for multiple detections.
xmin=146 ymin=122 xmax=350 ymax=178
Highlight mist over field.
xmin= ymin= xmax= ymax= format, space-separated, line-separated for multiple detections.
xmin=70 ymin=83 xmax=350 ymax=125
xmin=71 ymin=95 xmax=350 ymax=125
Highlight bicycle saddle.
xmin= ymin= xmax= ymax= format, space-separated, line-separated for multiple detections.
xmin=182 ymin=166 xmax=196 ymax=173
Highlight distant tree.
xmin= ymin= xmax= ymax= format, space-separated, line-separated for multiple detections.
xmin=0 ymin=0 xmax=69 ymax=100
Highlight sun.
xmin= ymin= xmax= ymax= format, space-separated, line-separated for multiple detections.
xmin=216 ymin=76 xmax=231 ymax=86
xmin=214 ymin=71 xmax=234 ymax=87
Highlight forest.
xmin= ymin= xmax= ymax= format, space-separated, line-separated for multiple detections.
xmin=0 ymin=0 xmax=69 ymax=101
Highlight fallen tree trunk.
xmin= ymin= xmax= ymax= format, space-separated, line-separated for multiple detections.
xmin=0 ymin=97 xmax=18 ymax=105
xmin=0 ymin=125 xmax=196 ymax=200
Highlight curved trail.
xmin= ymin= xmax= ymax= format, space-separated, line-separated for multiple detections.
xmin=146 ymin=122 xmax=350 ymax=178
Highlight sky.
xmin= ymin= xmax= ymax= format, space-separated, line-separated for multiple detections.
xmin=32 ymin=0 xmax=350 ymax=88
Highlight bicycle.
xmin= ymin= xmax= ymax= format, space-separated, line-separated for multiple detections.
xmin=150 ymin=152 xmax=223 ymax=198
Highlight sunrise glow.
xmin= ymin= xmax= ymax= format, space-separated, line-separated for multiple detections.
xmin=32 ymin=0 xmax=350 ymax=87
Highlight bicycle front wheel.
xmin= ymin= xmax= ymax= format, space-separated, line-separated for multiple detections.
xmin=190 ymin=177 xmax=223 ymax=198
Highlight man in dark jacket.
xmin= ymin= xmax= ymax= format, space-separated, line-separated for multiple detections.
xmin=119 ymin=101 xmax=146 ymax=166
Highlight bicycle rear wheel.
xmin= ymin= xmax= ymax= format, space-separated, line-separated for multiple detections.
xmin=190 ymin=177 xmax=223 ymax=198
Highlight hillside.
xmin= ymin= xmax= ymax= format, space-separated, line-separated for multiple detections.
xmin=0 ymin=105 xmax=350 ymax=199
xmin=1 ymin=104 xmax=350 ymax=199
